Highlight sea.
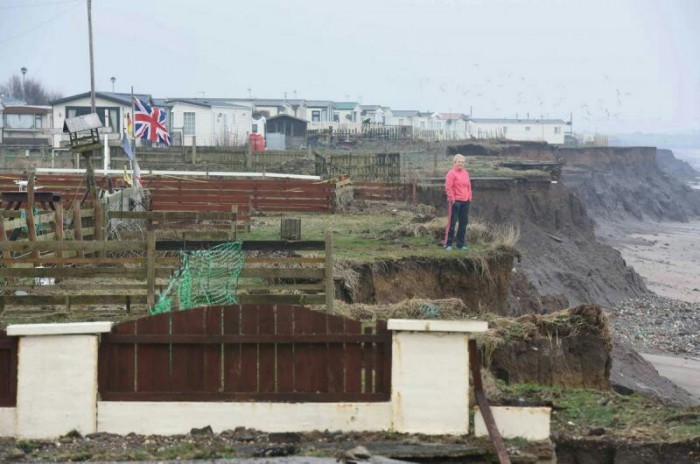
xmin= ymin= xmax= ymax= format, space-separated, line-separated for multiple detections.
xmin=667 ymin=147 xmax=700 ymax=190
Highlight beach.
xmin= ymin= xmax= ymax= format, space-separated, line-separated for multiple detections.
xmin=597 ymin=219 xmax=700 ymax=304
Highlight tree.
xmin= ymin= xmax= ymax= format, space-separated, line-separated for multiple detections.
xmin=0 ymin=74 xmax=62 ymax=105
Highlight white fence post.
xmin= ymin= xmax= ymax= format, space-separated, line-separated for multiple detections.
xmin=7 ymin=322 xmax=112 ymax=439
xmin=387 ymin=319 xmax=488 ymax=435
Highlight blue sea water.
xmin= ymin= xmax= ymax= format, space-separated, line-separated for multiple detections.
xmin=668 ymin=148 xmax=700 ymax=190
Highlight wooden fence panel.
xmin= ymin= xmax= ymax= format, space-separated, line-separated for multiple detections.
xmin=0 ymin=329 xmax=18 ymax=407
xmin=98 ymin=305 xmax=391 ymax=402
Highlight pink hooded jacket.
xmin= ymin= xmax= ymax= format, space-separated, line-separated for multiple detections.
xmin=445 ymin=166 xmax=472 ymax=202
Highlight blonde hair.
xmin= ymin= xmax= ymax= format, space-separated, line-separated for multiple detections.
xmin=453 ymin=154 xmax=465 ymax=163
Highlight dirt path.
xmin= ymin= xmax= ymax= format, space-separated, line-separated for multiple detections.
xmin=596 ymin=219 xmax=700 ymax=303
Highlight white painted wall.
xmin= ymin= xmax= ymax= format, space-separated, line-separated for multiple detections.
xmin=51 ymin=96 xmax=131 ymax=148
xmin=211 ymin=105 xmax=253 ymax=146
xmin=169 ymin=102 xmax=213 ymax=147
xmin=474 ymin=406 xmax=551 ymax=440
xmin=0 ymin=408 xmax=15 ymax=436
xmin=99 ymin=402 xmax=391 ymax=435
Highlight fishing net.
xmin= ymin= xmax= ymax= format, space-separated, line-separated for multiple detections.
xmin=151 ymin=241 xmax=245 ymax=314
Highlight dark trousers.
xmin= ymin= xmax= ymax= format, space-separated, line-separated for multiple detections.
xmin=445 ymin=200 xmax=470 ymax=247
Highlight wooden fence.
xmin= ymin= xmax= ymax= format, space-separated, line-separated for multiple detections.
xmin=314 ymin=153 xmax=401 ymax=182
xmin=0 ymin=233 xmax=334 ymax=312
xmin=98 ymin=304 xmax=391 ymax=402
xmin=146 ymin=177 xmax=334 ymax=213
xmin=0 ymin=329 xmax=18 ymax=407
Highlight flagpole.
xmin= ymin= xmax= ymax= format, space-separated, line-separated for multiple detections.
xmin=130 ymin=86 xmax=135 ymax=180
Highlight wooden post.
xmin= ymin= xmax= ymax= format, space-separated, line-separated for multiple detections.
xmin=191 ymin=136 xmax=197 ymax=165
xmin=230 ymin=204 xmax=237 ymax=240
xmin=72 ymin=201 xmax=84 ymax=259
xmin=26 ymin=172 xmax=39 ymax=260
xmin=146 ymin=229 xmax=156 ymax=307
xmin=324 ymin=229 xmax=334 ymax=313
xmin=0 ymin=212 xmax=10 ymax=310
xmin=55 ymin=203 xmax=64 ymax=261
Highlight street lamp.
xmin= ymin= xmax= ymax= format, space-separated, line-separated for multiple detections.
xmin=110 ymin=76 xmax=116 ymax=92
xmin=20 ymin=67 xmax=27 ymax=100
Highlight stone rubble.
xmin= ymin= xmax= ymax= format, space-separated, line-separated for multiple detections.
xmin=609 ymin=294 xmax=700 ymax=356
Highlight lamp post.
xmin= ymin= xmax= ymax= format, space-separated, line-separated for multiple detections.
xmin=110 ymin=76 xmax=116 ymax=92
xmin=20 ymin=67 xmax=27 ymax=100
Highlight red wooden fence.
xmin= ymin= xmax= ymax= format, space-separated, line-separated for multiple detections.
xmin=0 ymin=175 xmax=335 ymax=213
xmin=0 ymin=329 xmax=18 ymax=407
xmin=98 ymin=304 xmax=391 ymax=402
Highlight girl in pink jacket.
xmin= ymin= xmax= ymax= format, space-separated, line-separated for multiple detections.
xmin=444 ymin=154 xmax=472 ymax=250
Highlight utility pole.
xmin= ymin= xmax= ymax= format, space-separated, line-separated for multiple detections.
xmin=87 ymin=0 xmax=96 ymax=112
xmin=84 ymin=0 xmax=98 ymax=212
xmin=20 ymin=67 xmax=27 ymax=101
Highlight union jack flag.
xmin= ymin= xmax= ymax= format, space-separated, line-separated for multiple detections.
xmin=134 ymin=97 xmax=171 ymax=145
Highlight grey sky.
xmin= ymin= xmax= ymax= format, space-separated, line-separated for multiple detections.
xmin=1 ymin=0 xmax=698 ymax=133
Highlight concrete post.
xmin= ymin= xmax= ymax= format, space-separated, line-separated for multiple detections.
xmin=388 ymin=319 xmax=488 ymax=435
xmin=7 ymin=322 xmax=112 ymax=439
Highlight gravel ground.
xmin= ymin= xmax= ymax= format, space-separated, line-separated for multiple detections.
xmin=609 ymin=294 xmax=700 ymax=356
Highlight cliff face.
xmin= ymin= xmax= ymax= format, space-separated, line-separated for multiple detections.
xmin=557 ymin=147 xmax=700 ymax=221
xmin=336 ymin=254 xmax=515 ymax=315
xmin=656 ymin=148 xmax=700 ymax=182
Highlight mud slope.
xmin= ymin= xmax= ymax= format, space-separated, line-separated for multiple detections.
xmin=417 ymin=178 xmax=647 ymax=313
xmin=656 ymin=148 xmax=700 ymax=183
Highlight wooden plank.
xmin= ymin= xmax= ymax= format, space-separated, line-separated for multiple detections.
xmin=1 ymin=257 xmax=146 ymax=266
xmin=73 ymin=201 xmax=84 ymax=259
xmin=0 ymin=295 xmax=148 ymax=306
xmin=293 ymin=306 xmax=313 ymax=393
xmin=223 ymin=305 xmax=242 ymax=392
xmin=109 ymin=210 xmax=242 ymax=221
xmin=275 ymin=305 xmax=294 ymax=393
xmin=155 ymin=240 xmax=325 ymax=252
xmin=136 ymin=313 xmax=171 ymax=393
xmin=0 ymin=268 xmax=146 ymax=279
xmin=55 ymin=203 xmax=63 ymax=261
xmin=327 ymin=314 xmax=345 ymax=394
xmin=90 ymin=333 xmax=385 ymax=344
xmin=239 ymin=305 xmax=259 ymax=392
xmin=258 ymin=305 xmax=276 ymax=393
xmin=310 ymin=310 xmax=329 ymax=393
xmin=240 ymin=268 xmax=324 ymax=279
xmin=99 ymin=391 xmax=389 ymax=402
xmin=171 ymin=308 xmax=206 ymax=392
xmin=362 ymin=326 xmax=375 ymax=394
xmin=146 ymin=230 xmax=156 ymax=307
xmin=375 ymin=320 xmax=391 ymax=395
xmin=0 ymin=240 xmax=146 ymax=252
xmin=204 ymin=307 xmax=223 ymax=392
xmin=345 ymin=318 xmax=362 ymax=394
xmin=99 ymin=321 xmax=136 ymax=394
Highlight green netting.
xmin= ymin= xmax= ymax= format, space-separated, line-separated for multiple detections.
xmin=20 ymin=207 xmax=44 ymax=235
xmin=151 ymin=241 xmax=245 ymax=315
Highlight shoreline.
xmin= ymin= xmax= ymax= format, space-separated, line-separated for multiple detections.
xmin=596 ymin=219 xmax=700 ymax=304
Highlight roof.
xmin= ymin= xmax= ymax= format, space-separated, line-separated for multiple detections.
xmin=266 ymin=114 xmax=308 ymax=124
xmin=51 ymin=91 xmax=152 ymax=106
xmin=305 ymin=100 xmax=335 ymax=108
xmin=1 ymin=105 xmax=51 ymax=114
xmin=392 ymin=110 xmax=419 ymax=117
xmin=360 ymin=105 xmax=381 ymax=111
xmin=470 ymin=118 xmax=567 ymax=124
xmin=163 ymin=98 xmax=211 ymax=108
xmin=437 ymin=113 xmax=468 ymax=120
xmin=335 ymin=102 xmax=359 ymax=110
xmin=228 ymin=98 xmax=306 ymax=107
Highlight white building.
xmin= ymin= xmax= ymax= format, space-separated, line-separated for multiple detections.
xmin=166 ymin=99 xmax=252 ymax=147
xmin=469 ymin=118 xmax=568 ymax=144
xmin=1 ymin=100 xmax=53 ymax=146
xmin=437 ymin=113 xmax=469 ymax=140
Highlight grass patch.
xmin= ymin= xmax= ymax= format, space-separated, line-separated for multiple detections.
xmin=499 ymin=383 xmax=700 ymax=441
